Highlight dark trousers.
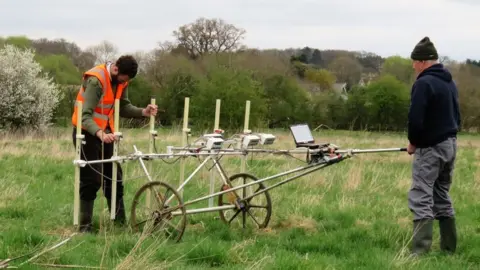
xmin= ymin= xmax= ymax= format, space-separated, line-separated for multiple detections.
xmin=72 ymin=128 xmax=124 ymax=204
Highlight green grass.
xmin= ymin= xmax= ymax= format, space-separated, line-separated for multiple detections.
xmin=1 ymin=127 xmax=480 ymax=269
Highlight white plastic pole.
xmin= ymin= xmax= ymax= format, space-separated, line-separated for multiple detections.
xmin=180 ymin=97 xmax=190 ymax=196
xmin=214 ymin=99 xmax=221 ymax=131
xmin=209 ymin=99 xmax=221 ymax=207
xmin=74 ymin=101 xmax=84 ymax=226
xmin=241 ymin=100 xmax=251 ymax=173
xmin=110 ymin=99 xmax=120 ymax=220
xmin=244 ymin=100 xmax=251 ymax=134
xmin=146 ymin=97 xmax=156 ymax=211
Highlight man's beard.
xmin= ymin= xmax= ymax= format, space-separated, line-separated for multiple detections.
xmin=111 ymin=75 xmax=119 ymax=84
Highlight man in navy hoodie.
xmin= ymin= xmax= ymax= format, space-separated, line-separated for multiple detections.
xmin=407 ymin=36 xmax=460 ymax=256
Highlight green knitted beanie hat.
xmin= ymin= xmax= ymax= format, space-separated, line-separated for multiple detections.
xmin=411 ymin=36 xmax=438 ymax=61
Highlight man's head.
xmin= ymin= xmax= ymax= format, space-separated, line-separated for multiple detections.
xmin=110 ymin=55 xmax=138 ymax=84
xmin=411 ymin=36 xmax=439 ymax=76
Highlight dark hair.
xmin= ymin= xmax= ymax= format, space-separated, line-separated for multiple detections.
xmin=115 ymin=55 xmax=138 ymax=79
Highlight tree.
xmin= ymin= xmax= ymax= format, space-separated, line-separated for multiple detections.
xmin=328 ymin=56 xmax=363 ymax=87
xmin=363 ymin=75 xmax=410 ymax=130
xmin=172 ymin=17 xmax=246 ymax=59
xmin=132 ymin=50 xmax=148 ymax=74
xmin=450 ymin=63 xmax=480 ymax=130
xmin=34 ymin=54 xmax=82 ymax=126
xmin=35 ymin=54 xmax=81 ymax=85
xmin=190 ymin=66 xmax=268 ymax=130
xmin=290 ymin=54 xmax=308 ymax=64
xmin=262 ymin=75 xmax=312 ymax=127
xmin=305 ymin=68 xmax=336 ymax=90
xmin=3 ymin=36 xmax=32 ymax=49
xmin=355 ymin=51 xmax=384 ymax=73
xmin=466 ymin=58 xmax=480 ymax=68
xmin=380 ymin=56 xmax=415 ymax=85
xmin=310 ymin=49 xmax=323 ymax=66
xmin=85 ymin=40 xmax=119 ymax=64
xmin=31 ymin=38 xmax=96 ymax=71
xmin=0 ymin=45 xmax=61 ymax=131
xmin=299 ymin=46 xmax=313 ymax=62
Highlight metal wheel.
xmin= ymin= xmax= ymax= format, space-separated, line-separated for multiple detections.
xmin=130 ymin=181 xmax=187 ymax=242
xmin=218 ymin=173 xmax=272 ymax=229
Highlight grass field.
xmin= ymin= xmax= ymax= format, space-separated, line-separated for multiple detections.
xmin=1 ymin=127 xmax=480 ymax=269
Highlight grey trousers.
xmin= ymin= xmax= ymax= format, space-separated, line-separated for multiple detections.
xmin=408 ymin=137 xmax=457 ymax=221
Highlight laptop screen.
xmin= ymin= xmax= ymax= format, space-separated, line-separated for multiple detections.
xmin=290 ymin=124 xmax=314 ymax=144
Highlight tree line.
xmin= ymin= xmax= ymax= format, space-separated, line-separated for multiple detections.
xmin=1 ymin=17 xmax=480 ymax=134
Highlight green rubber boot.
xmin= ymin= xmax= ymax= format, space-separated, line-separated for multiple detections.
xmin=439 ymin=217 xmax=457 ymax=254
xmin=107 ymin=197 xmax=126 ymax=226
xmin=411 ymin=219 xmax=433 ymax=256
xmin=79 ymin=200 xmax=94 ymax=233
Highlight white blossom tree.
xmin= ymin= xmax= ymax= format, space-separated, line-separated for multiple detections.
xmin=0 ymin=44 xmax=62 ymax=131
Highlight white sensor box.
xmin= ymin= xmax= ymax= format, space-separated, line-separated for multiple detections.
xmin=242 ymin=135 xmax=260 ymax=149
xmin=206 ymin=137 xmax=224 ymax=150
xmin=259 ymin=133 xmax=276 ymax=145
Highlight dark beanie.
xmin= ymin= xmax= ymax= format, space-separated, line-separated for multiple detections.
xmin=410 ymin=36 xmax=438 ymax=61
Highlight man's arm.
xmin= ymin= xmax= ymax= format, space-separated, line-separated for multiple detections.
xmin=81 ymin=77 xmax=103 ymax=136
xmin=407 ymin=79 xmax=432 ymax=145
xmin=453 ymin=81 xmax=461 ymax=129
xmin=119 ymin=85 xmax=144 ymax=118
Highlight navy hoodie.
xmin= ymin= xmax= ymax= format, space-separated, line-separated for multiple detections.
xmin=408 ymin=63 xmax=461 ymax=148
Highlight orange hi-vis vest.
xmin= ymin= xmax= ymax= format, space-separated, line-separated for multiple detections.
xmin=71 ymin=63 xmax=128 ymax=133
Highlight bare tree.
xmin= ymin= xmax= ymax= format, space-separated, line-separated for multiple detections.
xmin=131 ymin=50 xmax=149 ymax=74
xmin=328 ymin=56 xmax=363 ymax=87
xmin=85 ymin=40 xmax=119 ymax=64
xmin=172 ymin=17 xmax=246 ymax=59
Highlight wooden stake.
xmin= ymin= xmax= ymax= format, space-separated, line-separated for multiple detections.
xmin=209 ymin=99 xmax=221 ymax=207
xmin=180 ymin=97 xmax=190 ymax=196
xmin=146 ymin=97 xmax=156 ymax=212
xmin=110 ymin=99 xmax=120 ymax=220
xmin=241 ymin=100 xmax=251 ymax=173
xmin=74 ymin=101 xmax=83 ymax=226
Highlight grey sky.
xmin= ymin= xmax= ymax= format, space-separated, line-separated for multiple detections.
xmin=1 ymin=0 xmax=478 ymax=61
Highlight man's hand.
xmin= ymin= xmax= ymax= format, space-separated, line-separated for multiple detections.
xmin=407 ymin=143 xmax=416 ymax=155
xmin=142 ymin=104 xmax=158 ymax=117
xmin=96 ymin=130 xmax=116 ymax=143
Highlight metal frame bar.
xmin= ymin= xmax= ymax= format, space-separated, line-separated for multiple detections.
xmin=126 ymin=144 xmax=406 ymax=217
xmin=72 ymin=95 xmax=407 ymax=229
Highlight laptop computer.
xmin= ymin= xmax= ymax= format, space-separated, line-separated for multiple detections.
xmin=289 ymin=124 xmax=321 ymax=149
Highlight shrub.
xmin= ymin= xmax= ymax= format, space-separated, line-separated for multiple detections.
xmin=363 ymin=74 xmax=410 ymax=131
xmin=0 ymin=45 xmax=61 ymax=132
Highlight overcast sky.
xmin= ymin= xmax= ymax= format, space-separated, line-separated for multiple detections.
xmin=1 ymin=0 xmax=478 ymax=61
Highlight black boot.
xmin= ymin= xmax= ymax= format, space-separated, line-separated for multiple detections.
xmin=79 ymin=200 xmax=94 ymax=233
xmin=411 ymin=219 xmax=433 ymax=256
xmin=107 ymin=197 xmax=126 ymax=226
xmin=439 ymin=217 xmax=457 ymax=254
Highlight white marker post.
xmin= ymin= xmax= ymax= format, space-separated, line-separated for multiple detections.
xmin=209 ymin=99 xmax=221 ymax=207
xmin=74 ymin=101 xmax=84 ymax=226
xmin=146 ymin=97 xmax=157 ymax=211
xmin=241 ymin=100 xmax=251 ymax=173
xmin=110 ymin=99 xmax=121 ymax=220
xmin=180 ymin=97 xmax=190 ymax=196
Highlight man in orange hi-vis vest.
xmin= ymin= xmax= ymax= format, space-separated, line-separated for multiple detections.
xmin=72 ymin=55 xmax=157 ymax=233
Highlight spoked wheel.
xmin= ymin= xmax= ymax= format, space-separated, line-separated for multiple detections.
xmin=130 ymin=181 xmax=187 ymax=242
xmin=218 ymin=173 xmax=272 ymax=230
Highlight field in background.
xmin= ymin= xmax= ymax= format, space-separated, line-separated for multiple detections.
xmin=1 ymin=127 xmax=480 ymax=269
